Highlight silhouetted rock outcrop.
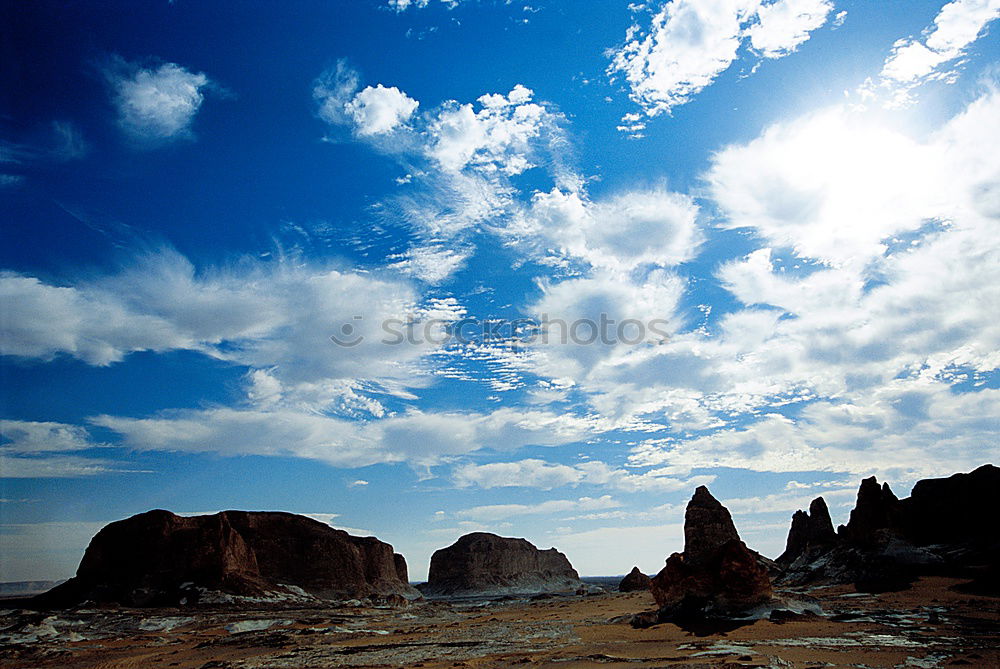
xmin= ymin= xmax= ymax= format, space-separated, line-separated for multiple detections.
xmin=418 ymin=533 xmax=583 ymax=597
xmin=649 ymin=487 xmax=772 ymax=621
xmin=777 ymin=496 xmax=837 ymax=565
xmin=838 ymin=477 xmax=901 ymax=546
xmin=778 ymin=465 xmax=999 ymax=592
xmin=898 ymin=464 xmax=1000 ymax=546
xmin=31 ymin=510 xmax=418 ymax=608
xmin=618 ymin=566 xmax=652 ymax=592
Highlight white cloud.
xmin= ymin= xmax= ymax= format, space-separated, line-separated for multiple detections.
xmin=629 ymin=382 xmax=1000 ymax=481
xmin=388 ymin=243 xmax=470 ymax=284
xmin=453 ymin=458 xmax=582 ymax=489
xmin=455 ymin=495 xmax=621 ymax=521
xmin=452 ymin=457 xmax=715 ymax=493
xmin=389 ymin=0 xmax=462 ymax=9
xmin=345 ymin=84 xmax=419 ymax=136
xmin=0 ymin=249 xmax=452 ymax=407
xmin=91 ymin=406 xmax=606 ymax=470
xmin=505 ymin=90 xmax=1000 ymax=472
xmin=425 ymin=85 xmax=553 ymax=175
xmin=748 ymin=0 xmax=834 ymax=58
xmin=509 ymin=186 xmax=703 ymax=271
xmin=315 ymin=67 xmax=571 ymax=283
xmin=869 ymin=0 xmax=1000 ymax=106
xmin=110 ymin=61 xmax=211 ymax=142
xmin=1 ymin=420 xmax=105 ymax=453
xmin=0 ymin=421 xmax=139 ymax=479
xmin=608 ymin=0 xmax=833 ymax=118
xmin=314 ymin=60 xmax=361 ymax=127
xmin=523 ymin=270 xmax=686 ymax=384
xmin=706 ymin=107 xmax=946 ymax=265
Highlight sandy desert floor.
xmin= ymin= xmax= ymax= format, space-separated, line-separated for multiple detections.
xmin=1 ymin=577 xmax=997 ymax=668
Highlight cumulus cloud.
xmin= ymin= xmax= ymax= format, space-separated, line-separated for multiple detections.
xmin=523 ymin=270 xmax=686 ymax=384
xmin=504 ymin=90 xmax=1000 ymax=476
xmin=706 ymin=106 xmax=948 ymax=265
xmin=345 ymin=84 xmax=419 ymax=136
xmin=109 ymin=60 xmax=211 ymax=142
xmin=867 ymin=0 xmax=1000 ymax=107
xmin=608 ymin=0 xmax=834 ymax=118
xmin=508 ymin=186 xmax=703 ymax=271
xmin=315 ymin=65 xmax=570 ymax=283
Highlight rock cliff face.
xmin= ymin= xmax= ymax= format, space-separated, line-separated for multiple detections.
xmin=650 ymin=487 xmax=772 ymax=620
xmin=618 ymin=566 xmax=652 ymax=592
xmin=418 ymin=533 xmax=582 ymax=597
xmin=837 ymin=477 xmax=901 ymax=546
xmin=898 ymin=464 xmax=1000 ymax=546
xmin=777 ymin=496 xmax=837 ymax=564
xmin=33 ymin=510 xmax=419 ymax=607
xmin=777 ymin=465 xmax=999 ymax=592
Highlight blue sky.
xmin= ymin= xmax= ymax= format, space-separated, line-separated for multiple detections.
xmin=2 ymin=0 xmax=999 ymax=581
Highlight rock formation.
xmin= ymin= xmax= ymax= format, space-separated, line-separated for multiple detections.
xmin=776 ymin=496 xmax=837 ymax=564
xmin=649 ymin=486 xmax=772 ymax=621
xmin=394 ymin=553 xmax=409 ymax=584
xmin=777 ymin=465 xmax=999 ymax=592
xmin=898 ymin=464 xmax=1000 ymax=546
xmin=837 ymin=477 xmax=901 ymax=546
xmin=32 ymin=510 xmax=419 ymax=607
xmin=618 ymin=566 xmax=652 ymax=592
xmin=418 ymin=533 xmax=583 ymax=597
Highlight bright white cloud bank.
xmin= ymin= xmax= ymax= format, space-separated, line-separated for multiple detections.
xmin=110 ymin=61 xmax=211 ymax=142
xmin=609 ymin=0 xmax=834 ymax=119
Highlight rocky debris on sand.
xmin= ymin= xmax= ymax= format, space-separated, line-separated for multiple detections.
xmin=777 ymin=465 xmax=999 ymax=592
xmin=649 ymin=486 xmax=772 ymax=622
xmin=417 ymin=533 xmax=584 ymax=597
xmin=618 ymin=567 xmax=652 ymax=592
xmin=29 ymin=509 xmax=419 ymax=608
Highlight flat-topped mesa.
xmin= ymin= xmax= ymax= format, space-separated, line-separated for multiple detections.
xmin=418 ymin=532 xmax=583 ymax=597
xmin=650 ymin=486 xmax=772 ymax=620
xmin=899 ymin=464 xmax=1000 ymax=546
xmin=618 ymin=566 xmax=652 ymax=592
xmin=32 ymin=510 xmax=419 ymax=608
xmin=777 ymin=496 xmax=837 ymax=564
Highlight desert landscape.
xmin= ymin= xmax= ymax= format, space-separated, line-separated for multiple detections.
xmin=2 ymin=466 xmax=997 ymax=668
xmin=6 ymin=2 xmax=1000 ymax=667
